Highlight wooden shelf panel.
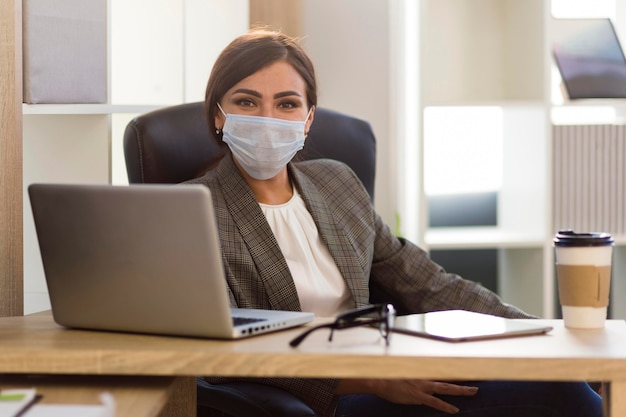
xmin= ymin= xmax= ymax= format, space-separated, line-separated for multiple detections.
xmin=424 ymin=227 xmax=546 ymax=250
xmin=22 ymin=104 xmax=168 ymax=115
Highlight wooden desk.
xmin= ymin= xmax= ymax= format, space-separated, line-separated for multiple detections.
xmin=1 ymin=312 xmax=625 ymax=416
xmin=0 ymin=375 xmax=192 ymax=417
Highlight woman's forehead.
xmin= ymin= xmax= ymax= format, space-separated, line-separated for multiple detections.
xmin=229 ymin=61 xmax=307 ymax=97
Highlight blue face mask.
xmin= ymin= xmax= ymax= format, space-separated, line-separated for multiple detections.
xmin=218 ymin=103 xmax=311 ymax=180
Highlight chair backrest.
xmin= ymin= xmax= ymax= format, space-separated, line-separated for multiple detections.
xmin=123 ymin=102 xmax=376 ymax=199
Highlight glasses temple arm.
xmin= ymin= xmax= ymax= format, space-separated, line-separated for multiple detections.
xmin=289 ymin=323 xmax=334 ymax=348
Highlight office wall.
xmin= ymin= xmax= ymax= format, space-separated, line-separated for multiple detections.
xmin=300 ymin=0 xmax=397 ymax=227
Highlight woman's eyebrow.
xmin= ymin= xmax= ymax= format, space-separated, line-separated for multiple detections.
xmin=232 ymin=88 xmax=261 ymax=97
xmin=231 ymin=88 xmax=302 ymax=99
xmin=274 ymin=90 xmax=302 ymax=99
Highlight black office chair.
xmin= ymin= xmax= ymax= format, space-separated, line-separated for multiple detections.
xmin=124 ymin=102 xmax=375 ymax=199
xmin=123 ymin=102 xmax=377 ymax=417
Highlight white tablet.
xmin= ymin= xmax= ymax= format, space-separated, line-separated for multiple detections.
xmin=392 ymin=310 xmax=553 ymax=342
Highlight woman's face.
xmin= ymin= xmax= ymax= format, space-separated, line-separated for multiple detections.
xmin=215 ymin=60 xmax=315 ymax=131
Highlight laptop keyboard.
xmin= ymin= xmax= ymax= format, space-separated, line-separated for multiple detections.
xmin=233 ymin=316 xmax=267 ymax=326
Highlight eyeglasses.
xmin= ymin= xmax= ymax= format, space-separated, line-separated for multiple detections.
xmin=289 ymin=303 xmax=396 ymax=348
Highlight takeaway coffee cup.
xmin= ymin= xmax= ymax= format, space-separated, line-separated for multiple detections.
xmin=554 ymin=230 xmax=614 ymax=329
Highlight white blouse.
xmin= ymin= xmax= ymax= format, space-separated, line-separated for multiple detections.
xmin=259 ymin=189 xmax=353 ymax=317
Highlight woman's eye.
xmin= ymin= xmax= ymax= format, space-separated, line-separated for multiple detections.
xmin=278 ymin=101 xmax=298 ymax=109
xmin=235 ymin=98 xmax=256 ymax=107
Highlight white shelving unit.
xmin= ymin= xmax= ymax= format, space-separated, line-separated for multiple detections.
xmin=419 ymin=0 xmax=626 ymax=319
xmin=22 ymin=0 xmax=249 ymax=314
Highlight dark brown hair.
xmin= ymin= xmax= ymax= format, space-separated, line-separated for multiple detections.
xmin=204 ymin=29 xmax=318 ymax=142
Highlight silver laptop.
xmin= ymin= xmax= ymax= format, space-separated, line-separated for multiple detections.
xmin=28 ymin=183 xmax=314 ymax=339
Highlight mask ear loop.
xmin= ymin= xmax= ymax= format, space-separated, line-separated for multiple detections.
xmin=305 ymin=106 xmax=314 ymax=121
xmin=215 ymin=103 xmax=227 ymax=135
xmin=304 ymin=105 xmax=315 ymax=138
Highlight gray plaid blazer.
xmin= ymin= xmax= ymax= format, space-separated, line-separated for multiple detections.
xmin=187 ymin=155 xmax=531 ymax=417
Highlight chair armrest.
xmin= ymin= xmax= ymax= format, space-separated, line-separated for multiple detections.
xmin=197 ymin=378 xmax=317 ymax=417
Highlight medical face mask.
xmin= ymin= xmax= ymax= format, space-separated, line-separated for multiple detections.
xmin=218 ymin=103 xmax=311 ymax=180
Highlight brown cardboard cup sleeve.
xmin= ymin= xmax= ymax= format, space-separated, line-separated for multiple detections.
xmin=556 ymin=265 xmax=611 ymax=307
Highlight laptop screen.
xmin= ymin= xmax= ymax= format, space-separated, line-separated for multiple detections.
xmin=553 ymin=18 xmax=626 ymax=99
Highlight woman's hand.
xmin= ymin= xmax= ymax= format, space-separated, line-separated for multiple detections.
xmin=336 ymin=379 xmax=479 ymax=414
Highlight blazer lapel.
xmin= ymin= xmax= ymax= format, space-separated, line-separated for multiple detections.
xmin=289 ymin=165 xmax=370 ymax=307
xmin=216 ymin=157 xmax=302 ymax=311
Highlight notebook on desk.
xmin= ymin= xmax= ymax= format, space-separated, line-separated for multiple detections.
xmin=28 ymin=183 xmax=314 ymax=339
xmin=392 ymin=310 xmax=553 ymax=342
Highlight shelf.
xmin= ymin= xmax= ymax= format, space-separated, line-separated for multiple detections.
xmin=553 ymin=99 xmax=626 ymax=107
xmin=22 ymin=103 xmax=168 ymax=115
xmin=426 ymin=228 xmax=626 ymax=251
xmin=424 ymin=227 xmax=546 ymax=250
xmin=611 ymin=235 xmax=626 ymax=246
xmin=423 ymin=99 xmax=547 ymax=109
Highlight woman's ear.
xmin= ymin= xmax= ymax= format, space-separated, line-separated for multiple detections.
xmin=304 ymin=106 xmax=316 ymax=137
xmin=214 ymin=103 xmax=225 ymax=133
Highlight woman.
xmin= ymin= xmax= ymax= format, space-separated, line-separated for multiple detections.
xmin=187 ymin=29 xmax=602 ymax=417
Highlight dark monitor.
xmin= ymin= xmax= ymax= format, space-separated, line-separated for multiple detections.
xmin=553 ymin=18 xmax=626 ymax=99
